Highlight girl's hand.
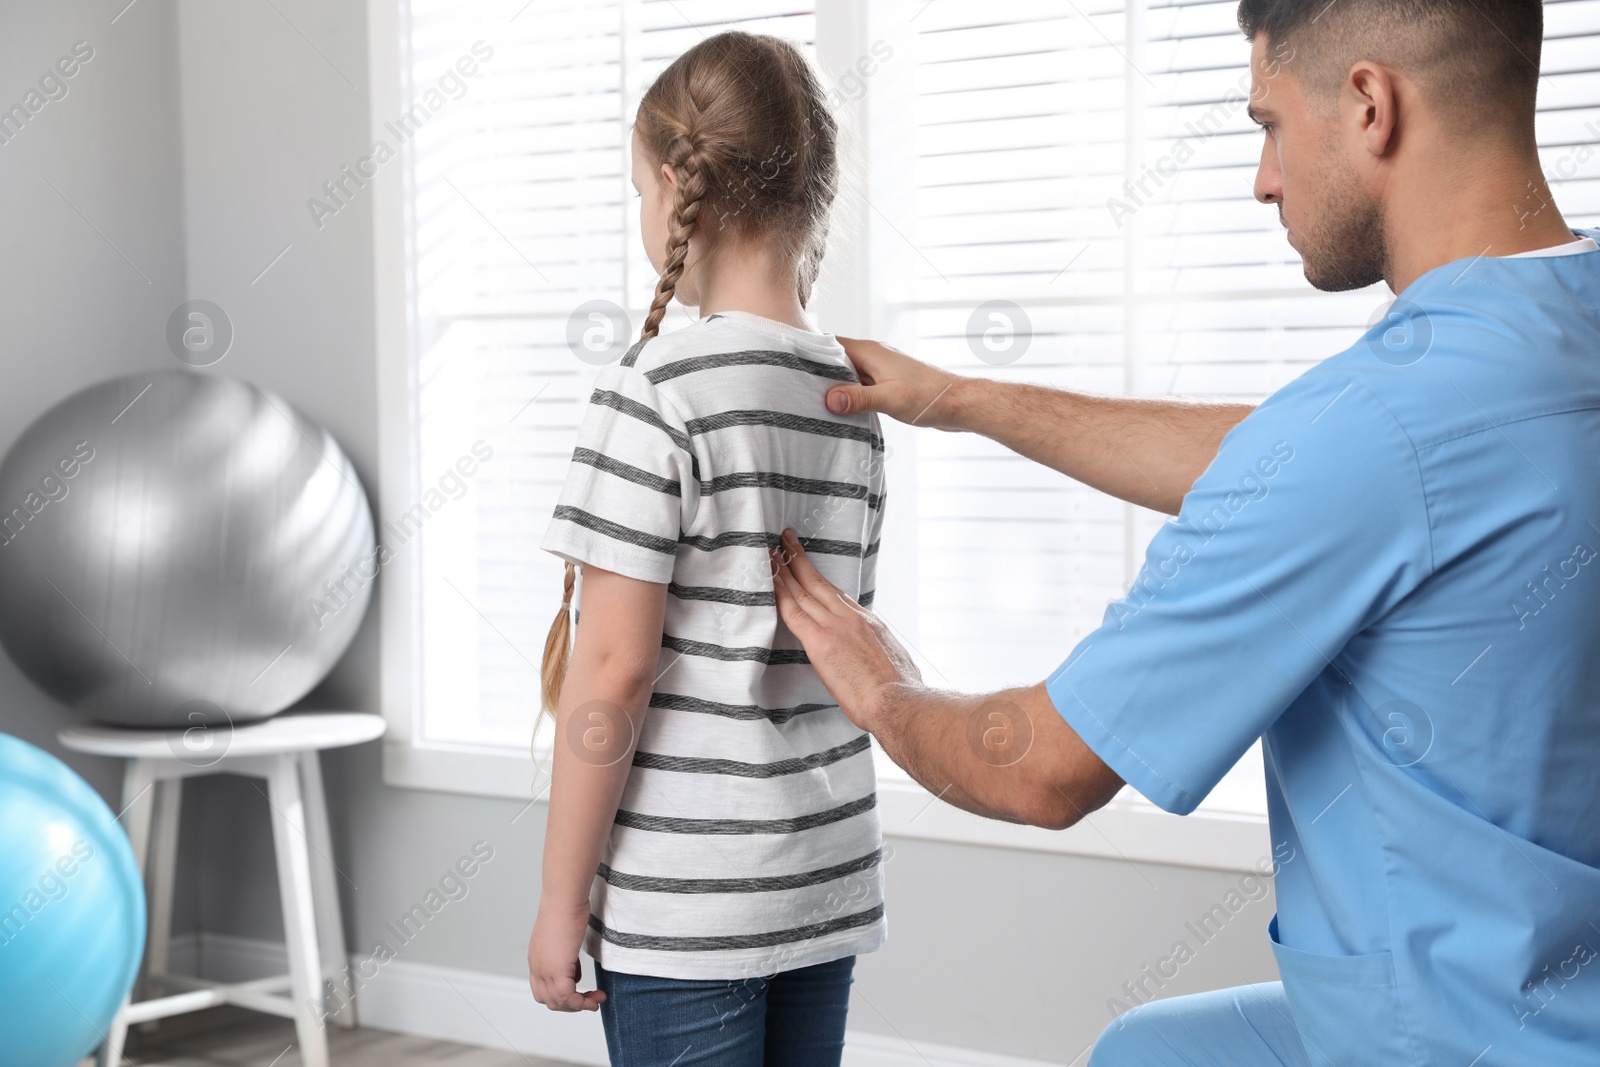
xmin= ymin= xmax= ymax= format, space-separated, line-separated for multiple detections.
xmin=528 ymin=903 xmax=606 ymax=1012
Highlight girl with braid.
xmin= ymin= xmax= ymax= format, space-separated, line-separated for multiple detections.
xmin=528 ymin=32 xmax=887 ymax=1066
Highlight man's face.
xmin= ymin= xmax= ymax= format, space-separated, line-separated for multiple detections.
xmin=1249 ymin=35 xmax=1386 ymax=292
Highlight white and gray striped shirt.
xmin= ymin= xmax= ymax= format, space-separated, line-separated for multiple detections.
xmin=542 ymin=310 xmax=887 ymax=981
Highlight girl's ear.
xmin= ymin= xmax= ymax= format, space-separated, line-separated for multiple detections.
xmin=659 ymin=162 xmax=680 ymax=191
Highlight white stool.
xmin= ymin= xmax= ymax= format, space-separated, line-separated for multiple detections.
xmin=59 ymin=711 xmax=386 ymax=1067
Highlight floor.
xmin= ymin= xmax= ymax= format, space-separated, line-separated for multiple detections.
xmin=95 ymin=1007 xmax=583 ymax=1067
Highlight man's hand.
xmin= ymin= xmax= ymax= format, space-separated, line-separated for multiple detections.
xmin=771 ymin=529 xmax=921 ymax=730
xmin=528 ymin=901 xmax=605 ymax=1012
xmin=827 ymin=337 xmax=968 ymax=431
xmin=772 ymin=530 xmax=1123 ymax=828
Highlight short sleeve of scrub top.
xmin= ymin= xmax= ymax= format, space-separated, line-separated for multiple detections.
xmin=1045 ymin=374 xmax=1434 ymax=815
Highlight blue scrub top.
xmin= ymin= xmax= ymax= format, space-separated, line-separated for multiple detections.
xmin=1048 ymin=230 xmax=1600 ymax=1066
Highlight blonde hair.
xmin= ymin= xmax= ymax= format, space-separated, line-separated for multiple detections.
xmin=539 ymin=31 xmax=839 ymax=720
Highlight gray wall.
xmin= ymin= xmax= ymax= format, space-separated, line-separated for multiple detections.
xmin=0 ymin=1 xmax=1279 ymax=1060
xmin=169 ymin=0 xmax=383 ymax=946
xmin=0 ymin=0 xmax=198 ymax=926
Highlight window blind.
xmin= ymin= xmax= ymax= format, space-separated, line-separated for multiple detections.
xmin=403 ymin=0 xmax=815 ymax=747
xmin=397 ymin=0 xmax=1600 ymax=821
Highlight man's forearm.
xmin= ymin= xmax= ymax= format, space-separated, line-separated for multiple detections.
xmin=867 ymin=681 xmax=1123 ymax=831
xmin=945 ymin=378 xmax=1252 ymax=515
xmin=870 ymin=685 xmax=1022 ymax=825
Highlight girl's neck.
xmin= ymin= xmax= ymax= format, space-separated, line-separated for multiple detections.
xmin=691 ymin=240 xmax=811 ymax=331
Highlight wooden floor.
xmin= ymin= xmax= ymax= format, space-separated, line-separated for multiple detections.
xmin=95 ymin=1006 xmax=583 ymax=1067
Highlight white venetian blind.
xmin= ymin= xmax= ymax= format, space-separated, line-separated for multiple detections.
xmin=396 ymin=0 xmax=1600 ymax=788
xmin=1540 ymin=0 xmax=1600 ymax=215
xmin=403 ymin=0 xmax=815 ymax=747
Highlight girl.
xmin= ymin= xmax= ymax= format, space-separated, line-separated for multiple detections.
xmin=528 ymin=32 xmax=887 ymax=1067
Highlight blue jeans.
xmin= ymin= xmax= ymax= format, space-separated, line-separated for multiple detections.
xmin=1088 ymin=983 xmax=1311 ymax=1067
xmin=594 ymin=956 xmax=856 ymax=1067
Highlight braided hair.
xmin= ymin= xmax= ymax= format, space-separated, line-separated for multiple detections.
xmin=641 ymin=134 xmax=711 ymax=340
xmin=539 ymin=32 xmax=839 ymax=720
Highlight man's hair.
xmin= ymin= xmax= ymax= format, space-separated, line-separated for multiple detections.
xmin=1237 ymin=0 xmax=1543 ymax=125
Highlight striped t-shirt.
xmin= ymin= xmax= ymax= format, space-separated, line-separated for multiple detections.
xmin=541 ymin=310 xmax=887 ymax=981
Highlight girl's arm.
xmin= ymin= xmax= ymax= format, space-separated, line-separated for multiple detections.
xmin=528 ymin=566 xmax=667 ymax=1012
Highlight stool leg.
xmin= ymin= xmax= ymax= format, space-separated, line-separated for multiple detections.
xmin=95 ymin=1000 xmax=129 ymax=1067
xmin=139 ymin=776 xmax=182 ymax=1027
xmin=266 ymin=757 xmax=330 ymax=1067
xmin=299 ymin=749 xmax=356 ymax=1029
xmin=100 ymin=760 xmax=155 ymax=1065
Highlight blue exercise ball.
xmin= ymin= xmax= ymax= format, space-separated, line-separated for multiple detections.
xmin=0 ymin=732 xmax=145 ymax=1067
xmin=0 ymin=370 xmax=375 ymax=727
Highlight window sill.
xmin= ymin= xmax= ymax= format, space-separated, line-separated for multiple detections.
xmin=382 ymin=741 xmax=1271 ymax=874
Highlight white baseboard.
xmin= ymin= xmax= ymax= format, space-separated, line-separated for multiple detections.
xmin=842 ymin=1032 xmax=1069 ymax=1067
xmin=166 ymin=932 xmax=1060 ymax=1067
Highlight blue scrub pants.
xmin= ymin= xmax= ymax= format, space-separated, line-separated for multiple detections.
xmin=1088 ymin=983 xmax=1312 ymax=1067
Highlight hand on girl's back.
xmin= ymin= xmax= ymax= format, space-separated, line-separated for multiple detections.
xmin=830 ymin=336 xmax=962 ymax=430
xmin=771 ymin=530 xmax=924 ymax=731
xmin=528 ymin=906 xmax=606 ymax=1012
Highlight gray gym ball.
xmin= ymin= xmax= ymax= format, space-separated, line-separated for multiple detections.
xmin=0 ymin=371 xmax=376 ymax=727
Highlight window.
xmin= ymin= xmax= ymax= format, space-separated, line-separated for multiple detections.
xmin=374 ymin=0 xmax=816 ymax=754
xmin=373 ymin=0 xmax=1600 ymax=864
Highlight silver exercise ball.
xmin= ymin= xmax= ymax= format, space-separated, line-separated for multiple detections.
xmin=0 ymin=370 xmax=375 ymax=727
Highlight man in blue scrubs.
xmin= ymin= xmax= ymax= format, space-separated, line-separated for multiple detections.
xmin=769 ymin=0 xmax=1600 ymax=1062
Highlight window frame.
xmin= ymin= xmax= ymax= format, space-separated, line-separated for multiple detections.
xmin=368 ymin=0 xmax=1273 ymax=873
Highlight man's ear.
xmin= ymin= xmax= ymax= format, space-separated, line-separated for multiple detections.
xmin=1346 ymin=60 xmax=1400 ymax=159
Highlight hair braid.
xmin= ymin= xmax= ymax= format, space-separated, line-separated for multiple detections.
xmin=537 ymin=32 xmax=840 ymax=749
xmin=640 ymin=136 xmax=711 ymax=340
xmin=536 ymin=147 xmax=708 ymax=725
xmin=537 ymin=560 xmax=577 ymax=731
